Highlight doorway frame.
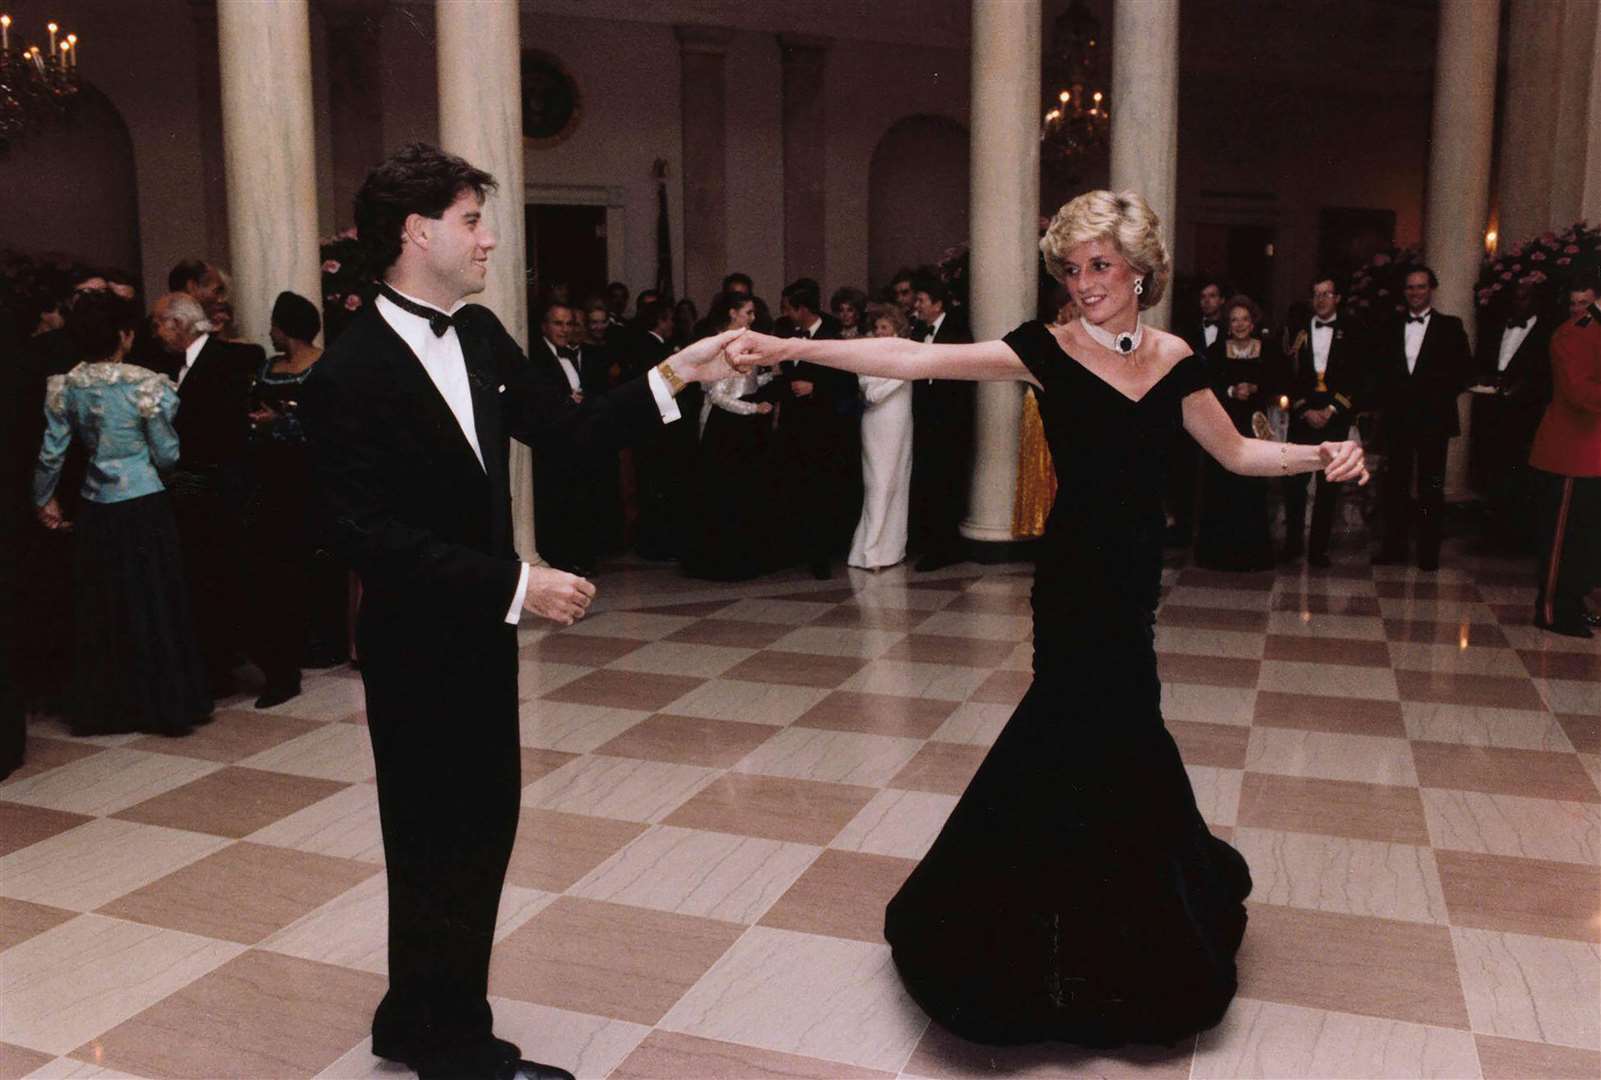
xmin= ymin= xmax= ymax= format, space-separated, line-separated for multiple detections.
xmin=523 ymin=183 xmax=627 ymax=290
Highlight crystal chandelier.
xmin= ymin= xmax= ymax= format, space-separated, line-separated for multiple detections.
xmin=1040 ymin=0 xmax=1110 ymax=169
xmin=0 ymin=14 xmax=83 ymax=152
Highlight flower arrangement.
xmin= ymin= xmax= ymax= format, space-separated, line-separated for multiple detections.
xmin=319 ymin=227 xmax=376 ymax=343
xmin=1476 ymin=221 xmax=1599 ymax=312
xmin=1342 ymin=244 xmax=1424 ymax=321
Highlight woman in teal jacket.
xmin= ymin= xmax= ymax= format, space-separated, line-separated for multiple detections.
xmin=34 ymin=292 xmax=211 ymax=735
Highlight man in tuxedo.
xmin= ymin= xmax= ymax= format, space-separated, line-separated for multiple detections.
xmin=890 ymin=268 xmax=922 ymax=338
xmin=1373 ymin=267 xmax=1473 ymax=570
xmin=1528 ymin=281 xmax=1601 ymax=636
xmin=627 ymin=299 xmax=694 ymax=559
xmin=1569 ymin=283 xmax=1599 ymax=321
xmin=1169 ymin=277 xmax=1227 ymax=545
xmin=530 ymin=303 xmax=598 ymax=575
xmin=152 ymin=290 xmax=261 ymax=693
xmin=302 ymin=144 xmax=738 ymax=1080
xmin=1469 ymin=279 xmax=1552 ymax=551
xmin=1281 ymin=275 xmax=1366 ymax=567
xmin=909 ymin=272 xmax=975 ymax=571
xmin=775 ymin=277 xmax=860 ymax=578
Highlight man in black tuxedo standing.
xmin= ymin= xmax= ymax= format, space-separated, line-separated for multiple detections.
xmin=776 ymin=277 xmax=860 ymax=577
xmin=1373 ymin=266 xmax=1473 ymax=570
xmin=530 ymin=302 xmax=598 ymax=575
xmin=1469 ymin=279 xmax=1552 ymax=551
xmin=301 ymin=144 xmax=740 ymax=1080
xmin=1281 ymin=275 xmax=1366 ymax=567
xmin=151 ymin=290 xmax=262 ymax=693
xmin=627 ymin=299 xmax=697 ymax=559
xmin=908 ymin=272 xmax=974 ymax=571
xmin=1170 ymin=277 xmax=1227 ymax=545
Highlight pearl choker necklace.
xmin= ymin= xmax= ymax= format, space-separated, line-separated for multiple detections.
xmin=1080 ymin=316 xmax=1143 ymax=356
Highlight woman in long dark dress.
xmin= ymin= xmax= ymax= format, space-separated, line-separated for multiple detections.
xmin=727 ymin=189 xmax=1367 ymax=1047
xmin=1194 ymin=294 xmax=1279 ymax=572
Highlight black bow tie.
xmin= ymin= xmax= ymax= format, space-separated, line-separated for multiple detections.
xmin=381 ymin=284 xmax=457 ymax=337
xmin=558 ymin=346 xmax=580 ymax=361
xmin=1505 ymin=317 xmax=1530 ymax=331
xmin=1314 ymin=319 xmax=1336 ymax=329
xmin=1408 ymin=314 xmax=1429 ymax=324
xmin=1202 ymin=318 xmax=1219 ymax=328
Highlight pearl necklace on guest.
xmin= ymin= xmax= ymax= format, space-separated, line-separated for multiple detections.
xmin=1080 ymin=315 xmax=1143 ymax=356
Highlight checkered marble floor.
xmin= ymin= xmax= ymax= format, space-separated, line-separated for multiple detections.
xmin=2 ymin=541 xmax=1598 ymax=1079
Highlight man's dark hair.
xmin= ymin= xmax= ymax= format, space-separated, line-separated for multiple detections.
xmin=1309 ymin=272 xmax=1341 ymax=296
xmin=167 ymin=259 xmax=209 ymax=293
xmin=781 ymin=277 xmax=821 ymax=315
xmin=354 ymin=142 xmax=498 ymax=275
xmin=540 ymin=301 xmax=576 ymax=323
xmin=1406 ymin=265 xmax=1440 ymax=289
xmin=911 ymin=272 xmax=950 ymax=307
xmin=721 ymin=272 xmax=754 ymax=294
xmin=1571 ymin=267 xmax=1601 ymax=295
xmin=890 ymin=267 xmax=916 ymax=288
xmin=635 ymin=288 xmax=661 ymax=312
xmin=271 ymin=290 xmax=322 ymax=343
xmin=67 ymin=290 xmax=141 ymax=361
xmin=606 ymin=281 xmax=629 ymax=299
xmin=1197 ymin=276 xmax=1228 ymax=297
xmin=636 ymin=299 xmax=672 ymax=332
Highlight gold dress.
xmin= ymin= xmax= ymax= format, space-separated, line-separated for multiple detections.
xmin=1013 ymin=387 xmax=1057 ymax=537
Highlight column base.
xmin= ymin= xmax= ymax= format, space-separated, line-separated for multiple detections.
xmin=952 ymin=536 xmax=1041 ymax=566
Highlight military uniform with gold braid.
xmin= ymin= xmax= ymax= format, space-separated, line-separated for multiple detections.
xmin=1280 ymin=312 xmax=1365 ymax=561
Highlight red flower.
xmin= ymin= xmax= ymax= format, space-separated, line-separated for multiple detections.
xmin=344 ymin=294 xmax=362 ymax=311
xmin=1499 ymin=272 xmax=1513 ymax=281
xmin=1557 ymin=257 xmax=1572 ymax=266
xmin=1531 ymin=251 xmax=1546 ymax=261
xmin=322 ymin=259 xmax=341 ymax=275
xmin=1565 ymin=245 xmax=1580 ymax=254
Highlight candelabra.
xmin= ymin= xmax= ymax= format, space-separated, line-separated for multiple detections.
xmin=1040 ymin=0 xmax=1110 ymax=172
xmin=0 ymin=15 xmax=82 ymax=152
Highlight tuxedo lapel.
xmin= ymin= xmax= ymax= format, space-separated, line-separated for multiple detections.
xmin=459 ymin=325 xmax=505 ymax=494
xmin=372 ymin=314 xmax=490 ymax=477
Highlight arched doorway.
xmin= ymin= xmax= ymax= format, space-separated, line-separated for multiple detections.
xmin=0 ymin=85 xmax=141 ymax=278
xmin=867 ymin=115 xmax=970 ymax=292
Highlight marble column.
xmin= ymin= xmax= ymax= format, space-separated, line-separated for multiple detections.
xmin=1108 ymin=0 xmax=1179 ymax=331
xmin=189 ymin=1 xmax=230 ymax=268
xmin=436 ymin=0 xmax=535 ymax=561
xmin=960 ymin=0 xmax=1040 ymax=545
xmin=1586 ymin=8 xmax=1601 ymax=223
xmin=216 ymin=0 xmax=321 ymax=347
xmin=1425 ymin=0 xmax=1499 ymax=500
xmin=1495 ymin=0 xmax=1560 ymax=247
xmin=1551 ymin=0 xmax=1600 ymax=227
xmin=780 ymin=34 xmax=830 ymax=284
xmin=324 ymin=0 xmax=388 ymax=233
xmin=676 ymin=26 xmax=733 ymax=306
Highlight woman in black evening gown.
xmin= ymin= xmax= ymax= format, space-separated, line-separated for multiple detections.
xmin=726 ymin=189 xmax=1368 ymax=1048
xmin=1195 ymin=294 xmax=1280 ymax=572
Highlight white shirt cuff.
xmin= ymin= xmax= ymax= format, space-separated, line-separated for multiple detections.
xmin=647 ymin=366 xmax=682 ymax=424
xmin=504 ymin=562 xmax=531 ymax=624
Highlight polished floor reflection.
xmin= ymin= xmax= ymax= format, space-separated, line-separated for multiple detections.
xmin=1 ymin=540 xmax=1597 ymax=1079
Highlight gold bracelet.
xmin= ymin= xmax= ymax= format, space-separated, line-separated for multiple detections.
xmin=1280 ymin=442 xmax=1289 ymax=475
xmin=655 ymin=359 xmax=686 ymax=395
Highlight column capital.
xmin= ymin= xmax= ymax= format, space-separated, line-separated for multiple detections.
xmin=778 ymin=33 xmax=834 ymax=60
xmin=674 ymin=24 xmax=734 ymax=54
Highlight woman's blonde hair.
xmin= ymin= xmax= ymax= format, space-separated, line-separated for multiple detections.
xmin=865 ymin=301 xmax=908 ymax=337
xmin=1040 ymin=189 xmax=1170 ymax=310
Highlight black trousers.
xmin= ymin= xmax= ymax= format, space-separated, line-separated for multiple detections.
xmin=362 ymin=621 xmax=523 ymax=1074
xmin=1282 ymin=418 xmax=1350 ymax=557
xmin=910 ymin=380 xmax=974 ymax=559
xmin=1534 ymin=471 xmax=1601 ymax=626
xmin=170 ymin=470 xmax=243 ymax=685
xmin=1381 ymin=430 xmax=1449 ymax=564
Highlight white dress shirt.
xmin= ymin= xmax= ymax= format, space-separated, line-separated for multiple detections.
xmin=1496 ymin=317 xmax=1535 ymax=373
xmin=1202 ymin=321 xmax=1219 ymax=349
xmin=802 ymin=316 xmax=823 ymax=339
xmin=1310 ymin=318 xmax=1334 ymax=378
xmin=176 ymin=333 xmax=209 ymax=387
xmin=379 ymin=286 xmax=681 ymax=625
xmin=922 ymin=311 xmax=946 ymax=344
xmin=543 ymin=338 xmax=582 ymax=393
xmin=1404 ymin=309 xmax=1432 ymax=374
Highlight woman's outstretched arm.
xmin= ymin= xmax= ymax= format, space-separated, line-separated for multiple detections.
xmin=726 ymin=330 xmax=1035 ymax=385
xmin=1182 ymin=387 xmax=1369 ymax=484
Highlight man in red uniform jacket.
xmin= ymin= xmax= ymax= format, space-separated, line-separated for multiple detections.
xmin=1529 ymin=279 xmax=1601 ymax=636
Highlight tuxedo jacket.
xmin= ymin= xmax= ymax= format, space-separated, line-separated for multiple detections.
xmin=175 ymin=336 xmax=263 ymax=474
xmin=1374 ymin=312 xmax=1472 ymax=441
xmin=786 ymin=313 xmax=859 ymax=411
xmin=1180 ymin=317 xmax=1224 ymax=359
xmin=302 ymin=304 xmax=661 ymax=642
xmin=1281 ymin=316 xmax=1364 ymax=439
xmin=1475 ymin=316 xmax=1552 ymax=411
xmin=913 ymin=311 xmax=976 ymax=436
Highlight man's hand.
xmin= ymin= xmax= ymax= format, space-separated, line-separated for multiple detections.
xmin=756 ymin=401 xmax=774 ymax=414
xmin=725 ymin=330 xmax=792 ymax=374
xmin=1318 ymin=440 xmax=1369 ymax=485
xmin=667 ymin=328 xmax=748 ymax=385
xmin=523 ymin=567 xmax=596 ymax=626
xmin=570 ymin=390 xmax=584 ymax=404
xmin=1235 ymin=382 xmax=1257 ymax=399
xmin=790 ymin=379 xmax=815 ymax=398
xmin=36 ymin=498 xmax=67 ymax=530
xmin=1305 ymin=407 xmax=1330 ymax=430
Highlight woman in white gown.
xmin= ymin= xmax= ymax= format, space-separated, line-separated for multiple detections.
xmin=850 ymin=305 xmax=914 ymax=569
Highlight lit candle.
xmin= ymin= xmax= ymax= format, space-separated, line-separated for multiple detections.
xmin=32 ymin=46 xmax=46 ymax=75
xmin=47 ymin=21 xmax=56 ymax=56
xmin=2 ymin=15 xmax=10 ymax=53
xmin=1278 ymin=394 xmax=1290 ymax=410
xmin=60 ymin=40 xmax=69 ymax=68
xmin=66 ymin=32 xmax=76 ymax=67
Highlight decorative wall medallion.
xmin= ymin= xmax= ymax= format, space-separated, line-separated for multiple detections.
xmin=520 ymin=49 xmax=580 ymax=146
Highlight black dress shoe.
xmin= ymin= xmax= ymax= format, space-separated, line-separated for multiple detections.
xmin=501 ymin=1060 xmax=576 ymax=1080
xmin=808 ymin=559 xmax=833 ymax=580
xmin=914 ymin=553 xmax=955 ymax=573
xmin=254 ymin=684 xmax=301 ymax=709
xmin=1584 ymin=612 xmax=1601 ymax=628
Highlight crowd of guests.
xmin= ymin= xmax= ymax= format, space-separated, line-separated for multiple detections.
xmin=1162 ymin=264 xmax=1600 ymax=635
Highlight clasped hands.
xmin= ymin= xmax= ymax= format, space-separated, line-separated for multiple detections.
xmin=1317 ymin=440 xmax=1368 ymax=485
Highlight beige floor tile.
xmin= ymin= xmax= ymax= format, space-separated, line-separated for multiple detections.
xmin=1245 ymin=727 xmax=1418 ymax=786
xmin=490 ymin=895 xmax=743 ymax=1025
xmin=0 ymin=802 xmax=93 ymax=859
xmin=1395 ymin=668 xmax=1547 ymax=711
xmin=516 ymin=699 xmax=652 ymax=753
xmin=0 ymin=749 xmax=220 ymax=817
xmin=256 ymin=872 xmax=390 ymax=974
xmin=1554 ymin=712 xmax=1601 ymax=753
xmin=665 ymin=678 xmax=831 ymax=726
xmin=604 ymin=639 xmax=756 ymax=678
xmin=1263 ymin=634 xmax=1392 ymax=668
xmin=518 ymin=632 xmax=645 ymax=667
xmin=539 ymin=668 xmax=706 ymax=712
xmin=1411 ymin=742 xmax=1601 ymax=803
xmin=1157 ymin=653 xmax=1262 ymax=689
xmin=1161 ymin=682 xmax=1256 ymax=726
xmin=513 ymin=658 xmax=591 ymax=699
xmin=112 ymin=766 xmax=351 ymax=839
xmin=1181 ymin=568 xmax=1277 ymax=591
xmin=0 ymin=1042 xmax=55 ymax=1079
xmin=1193 ymin=997 xmax=1480 ymax=1079
xmin=1435 ymin=849 xmax=1600 ymax=942
xmin=757 ymin=848 xmax=913 ymax=944
xmin=95 ymin=842 xmax=380 ymax=945
xmin=1258 ymin=659 xmax=1400 ymax=700
xmin=591 ymin=712 xmax=778 ymax=768
xmin=0 ymin=818 xmax=229 ymax=911
xmin=810 ymin=604 xmax=932 ymax=632
xmin=0 ymin=914 xmax=243 ymax=1056
xmin=772 ymin=625 xmax=906 ymax=660
xmin=929 ymin=702 xmax=1012 ymax=746
xmin=713 ymin=597 xmax=838 ymax=625
xmin=1388 ymin=641 xmax=1530 ymax=678
xmin=4 ymin=738 xmax=106 ymax=785
xmin=1186 ymin=764 xmax=1244 ymax=827
xmin=1237 ymin=772 xmax=1431 ymax=845
xmin=912 ymin=610 xmax=1034 ymax=641
xmin=1239 ymin=903 xmax=1469 ymax=1029
xmin=1161 ymin=604 xmax=1272 ymax=633
xmin=482 ymin=998 xmax=650 ymax=1080
xmin=1384 ymin=617 xmax=1509 ymax=647
xmin=663 ymin=773 xmax=877 ymax=846
xmin=246 ymin=781 xmax=385 ymax=864
xmin=571 ymin=825 xmax=819 ymax=924
xmin=733 ymin=726 xmax=923 ymax=787
xmin=1498 ymin=623 xmax=1598 ymax=652
xmin=1518 ymin=648 xmax=1601 ymax=682
xmin=1421 ymin=788 xmax=1601 ymax=865
xmin=504 ymin=807 xmax=647 ymax=892
xmin=904 ymin=1020 xmax=1192 ymax=1078
xmin=1265 ymin=609 xmax=1388 ymax=640
xmin=660 ymin=926 xmax=927 ymax=1073
xmin=1272 ymin=593 xmax=1383 ymax=618
xmin=1474 ymin=1034 xmax=1601 ymax=1080
xmin=887 ymin=742 xmax=986 ymax=796
xmin=522 ymin=755 xmax=718 ymax=823
xmin=1232 ymin=827 xmax=1447 ymax=924
xmin=1378 ymin=597 xmax=1497 ymax=623
xmin=612 ymin=1029 xmax=895 ymax=1080
xmin=831 ymin=789 xmax=958 ymax=860
xmin=879 ymin=633 xmax=1024 ymax=668
xmin=234 ymin=723 xmax=377 ymax=783
xmin=965 ymin=668 xmax=1033 ymax=705
xmin=1154 ymin=624 xmax=1266 ymax=660
xmin=0 ymin=898 xmax=77 ymax=953
xmin=1537 ymin=677 xmax=1601 ymax=717
xmin=74 ymin=949 xmax=385 ymax=1079
xmin=1167 ymin=720 xmax=1252 ymax=769
xmin=795 ymin=691 xmax=958 ymax=740
xmin=663 ymin=618 xmax=795 ymax=649
xmin=308 ymin=1037 xmax=420 ymax=1080
xmin=941 ymin=589 xmax=1032 ymax=614
xmin=561 ymin=610 xmax=698 ymax=640
xmin=1168 ymin=585 xmax=1276 ymax=612
xmin=1251 ymin=691 xmax=1405 ymax=737
xmin=1401 ymin=702 xmax=1574 ymax=751
xmin=1453 ymin=926 xmax=1601 ymax=1048
xmin=837 ymin=661 xmax=997 ymax=702
xmin=126 ymin=711 xmax=325 ymax=764
xmin=720 ymin=650 xmax=870 ymax=690
xmin=257 ymin=677 xmax=368 ymax=722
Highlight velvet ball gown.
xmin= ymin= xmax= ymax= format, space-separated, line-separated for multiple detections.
xmin=883 ymin=321 xmax=1252 ymax=1047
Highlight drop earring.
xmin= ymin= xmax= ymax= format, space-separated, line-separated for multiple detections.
xmin=1134 ymin=280 xmax=1145 ymax=296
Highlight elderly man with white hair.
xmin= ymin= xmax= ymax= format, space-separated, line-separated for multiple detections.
xmin=151 ymin=290 xmax=264 ymax=697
